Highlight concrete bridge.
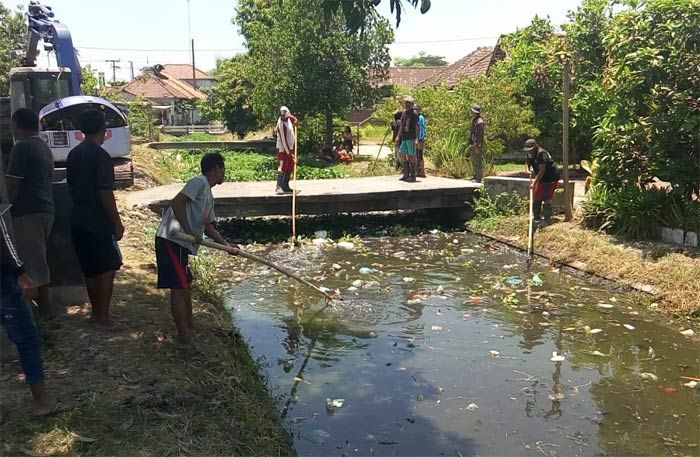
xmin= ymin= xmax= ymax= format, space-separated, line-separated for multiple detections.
xmin=127 ymin=176 xmax=482 ymax=219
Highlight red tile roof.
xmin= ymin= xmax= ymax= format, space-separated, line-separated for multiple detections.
xmin=119 ymin=68 xmax=206 ymax=101
xmin=160 ymin=64 xmax=215 ymax=81
xmin=386 ymin=66 xmax=444 ymax=88
xmin=421 ymin=47 xmax=496 ymax=87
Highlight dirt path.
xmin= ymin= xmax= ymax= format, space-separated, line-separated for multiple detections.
xmin=0 ymin=203 xmax=293 ymax=456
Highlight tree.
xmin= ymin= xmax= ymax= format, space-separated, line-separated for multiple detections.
xmin=0 ymin=4 xmax=27 ymax=96
xmin=198 ymin=56 xmax=258 ymax=139
xmin=594 ymin=0 xmax=700 ymax=197
xmin=394 ymin=51 xmax=448 ymax=67
xmin=81 ymin=65 xmax=103 ymax=96
xmin=233 ymin=0 xmax=394 ymax=149
xmin=323 ymin=0 xmax=431 ymax=31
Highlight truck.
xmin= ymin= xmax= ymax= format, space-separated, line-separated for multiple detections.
xmin=1 ymin=1 xmax=133 ymax=187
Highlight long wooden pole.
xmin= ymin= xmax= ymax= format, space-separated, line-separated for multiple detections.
xmin=171 ymin=232 xmax=338 ymax=301
xmin=562 ymin=58 xmax=573 ymax=221
xmin=291 ymin=125 xmax=298 ymax=246
xmin=527 ymin=185 xmax=535 ymax=263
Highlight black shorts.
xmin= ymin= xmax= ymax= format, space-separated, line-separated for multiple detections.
xmin=155 ymin=237 xmax=192 ymax=289
xmin=71 ymin=228 xmax=122 ymax=278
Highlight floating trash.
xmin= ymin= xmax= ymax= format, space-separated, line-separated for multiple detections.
xmin=310 ymin=428 xmax=330 ymax=444
xmin=403 ymin=277 xmax=415 ymax=283
xmin=683 ymin=380 xmax=698 ymax=389
xmin=598 ymin=303 xmax=614 ymax=309
xmin=466 ymin=402 xmax=479 ymax=411
xmin=623 ymin=324 xmax=636 ymax=331
xmin=431 ymin=325 xmax=443 ymax=331
xmin=505 ymin=276 xmax=523 ymax=286
xmin=337 ymin=241 xmax=355 ymax=250
xmin=489 ymin=350 xmax=500 ymax=357
xmin=436 ymin=285 xmax=445 ymax=295
xmin=530 ymin=274 xmax=544 ymax=287
xmin=332 ymin=263 xmax=342 ymax=270
xmin=327 ymin=398 xmax=345 ymax=408
xmin=359 ymin=267 xmax=374 ymax=275
xmin=639 ymin=372 xmax=658 ymax=381
xmin=680 ymin=329 xmax=695 ymax=337
xmin=352 ymin=279 xmax=364 ymax=288
xmin=550 ymin=351 xmax=566 ymax=362
xmin=590 ymin=350 xmax=609 ymax=357
xmin=312 ymin=238 xmax=326 ymax=247
xmin=585 ymin=327 xmax=603 ymax=334
xmin=314 ymin=230 xmax=328 ymax=239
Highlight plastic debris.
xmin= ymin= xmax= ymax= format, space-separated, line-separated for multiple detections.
xmin=550 ymin=351 xmax=566 ymax=362
xmin=585 ymin=327 xmax=603 ymax=334
xmin=431 ymin=325 xmax=443 ymax=331
xmin=319 ymin=286 xmax=331 ymax=293
xmin=623 ymin=324 xmax=636 ymax=331
xmin=406 ymin=299 xmax=422 ymax=305
xmin=598 ymin=303 xmax=614 ymax=309
xmin=337 ymin=241 xmax=355 ymax=250
xmin=466 ymin=402 xmax=479 ymax=411
xmin=683 ymin=380 xmax=698 ymax=389
xmin=314 ymin=230 xmax=328 ymax=239
xmin=403 ymin=277 xmax=415 ymax=283
xmin=332 ymin=263 xmax=342 ymax=270
xmin=310 ymin=428 xmax=330 ymax=444
xmin=351 ymin=280 xmax=364 ymax=288
xmin=639 ymin=372 xmax=658 ymax=381
xmin=489 ymin=350 xmax=500 ymax=357
xmin=542 ymin=311 xmax=551 ymax=318
xmin=530 ymin=274 xmax=544 ymax=287
xmin=430 ymin=229 xmax=439 ymax=234
xmin=648 ymin=347 xmax=656 ymax=359
xmin=417 ymin=394 xmax=424 ymax=401
xmin=312 ymin=238 xmax=326 ymax=247
xmin=436 ymin=285 xmax=445 ymax=295
xmin=680 ymin=329 xmax=695 ymax=337
xmin=590 ymin=350 xmax=609 ymax=357
xmin=505 ymin=276 xmax=523 ymax=286
xmin=359 ymin=267 xmax=374 ymax=275
xmin=327 ymin=398 xmax=345 ymax=408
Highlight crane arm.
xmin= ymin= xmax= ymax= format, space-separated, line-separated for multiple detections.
xmin=22 ymin=1 xmax=82 ymax=95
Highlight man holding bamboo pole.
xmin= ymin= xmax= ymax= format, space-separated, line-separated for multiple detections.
xmin=155 ymin=153 xmax=232 ymax=344
xmin=275 ymin=106 xmax=298 ymax=195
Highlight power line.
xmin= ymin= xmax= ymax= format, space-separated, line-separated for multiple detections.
xmin=73 ymin=35 xmax=500 ymax=53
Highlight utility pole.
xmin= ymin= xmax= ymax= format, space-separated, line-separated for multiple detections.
xmin=128 ymin=61 xmax=134 ymax=81
xmin=105 ymin=59 xmax=121 ymax=84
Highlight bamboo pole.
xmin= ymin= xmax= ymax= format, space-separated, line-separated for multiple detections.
xmin=291 ymin=125 xmax=299 ymax=247
xmin=527 ymin=185 xmax=535 ymax=264
xmin=562 ymin=58 xmax=573 ymax=221
xmin=170 ymin=232 xmax=338 ymax=301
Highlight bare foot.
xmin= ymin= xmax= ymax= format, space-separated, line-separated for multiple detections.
xmin=33 ymin=400 xmax=71 ymax=417
xmin=91 ymin=319 xmax=128 ymax=332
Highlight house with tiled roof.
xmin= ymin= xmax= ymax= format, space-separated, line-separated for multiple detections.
xmin=116 ymin=64 xmax=208 ymax=125
xmin=160 ymin=64 xmax=216 ymax=89
xmin=386 ymin=66 xmax=444 ymax=89
xmin=421 ymin=46 xmax=503 ymax=88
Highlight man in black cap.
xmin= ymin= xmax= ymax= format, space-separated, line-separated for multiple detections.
xmin=468 ymin=104 xmax=484 ymax=182
xmin=524 ymin=138 xmax=560 ymax=227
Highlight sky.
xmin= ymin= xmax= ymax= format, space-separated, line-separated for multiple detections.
xmin=2 ymin=0 xmax=584 ymax=83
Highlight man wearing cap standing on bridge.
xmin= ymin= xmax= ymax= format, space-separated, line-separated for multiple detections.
xmin=275 ymin=106 xmax=298 ymax=194
xmin=468 ymin=104 xmax=485 ymax=183
xmin=396 ymin=96 xmax=419 ymax=182
xmin=524 ymin=138 xmax=560 ymax=227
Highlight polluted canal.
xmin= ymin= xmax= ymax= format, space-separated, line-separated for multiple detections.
xmin=223 ymin=230 xmax=699 ymax=457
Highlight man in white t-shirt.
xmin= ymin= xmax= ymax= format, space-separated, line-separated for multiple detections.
xmin=155 ymin=153 xmax=231 ymax=344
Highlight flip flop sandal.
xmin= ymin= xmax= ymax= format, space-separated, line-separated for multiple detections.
xmin=34 ymin=401 xmax=71 ymax=418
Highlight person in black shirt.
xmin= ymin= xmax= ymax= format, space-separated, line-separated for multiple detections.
xmin=396 ymin=96 xmax=419 ymax=182
xmin=6 ymin=108 xmax=55 ymax=317
xmin=66 ymin=109 xmax=126 ymax=332
xmin=524 ymin=138 xmax=560 ymax=227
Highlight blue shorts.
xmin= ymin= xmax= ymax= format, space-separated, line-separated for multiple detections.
xmin=156 ymin=237 xmax=192 ymax=289
xmin=399 ymin=139 xmax=416 ymax=155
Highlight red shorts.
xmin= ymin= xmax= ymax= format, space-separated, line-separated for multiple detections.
xmin=277 ymin=149 xmax=296 ymax=173
xmin=534 ymin=181 xmax=557 ymax=201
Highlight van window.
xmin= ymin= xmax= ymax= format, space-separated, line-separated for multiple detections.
xmin=41 ymin=103 xmax=127 ymax=131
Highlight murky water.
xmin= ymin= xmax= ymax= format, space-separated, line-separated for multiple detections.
xmin=225 ymin=232 xmax=699 ymax=457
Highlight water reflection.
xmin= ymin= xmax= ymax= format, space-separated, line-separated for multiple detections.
xmin=230 ymin=233 xmax=699 ymax=456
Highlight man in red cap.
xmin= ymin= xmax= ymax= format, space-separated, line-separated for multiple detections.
xmin=275 ymin=106 xmax=298 ymax=194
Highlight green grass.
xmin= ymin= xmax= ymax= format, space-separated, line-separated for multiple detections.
xmin=159 ymin=150 xmax=356 ymax=182
xmin=493 ymin=161 xmax=526 ymax=174
xmin=358 ymin=122 xmax=391 ymax=143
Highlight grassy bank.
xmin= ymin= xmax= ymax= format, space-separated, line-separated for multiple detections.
xmin=0 ymin=149 xmax=294 ymax=456
xmin=468 ymin=215 xmax=700 ymax=318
